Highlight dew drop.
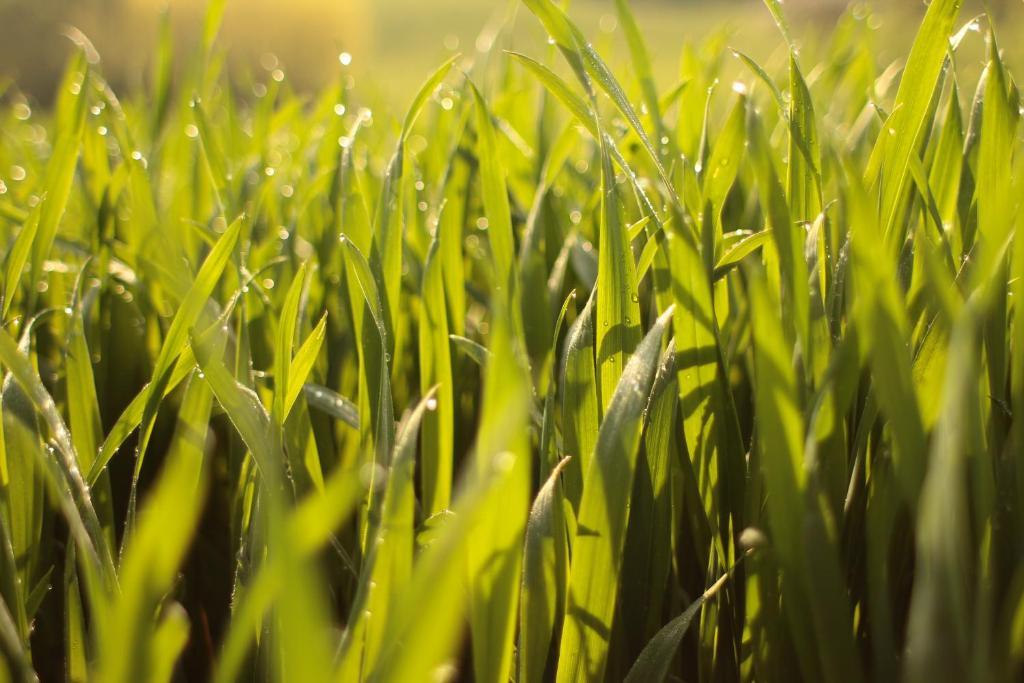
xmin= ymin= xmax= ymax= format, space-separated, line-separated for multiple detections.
xmin=426 ymin=397 xmax=438 ymax=411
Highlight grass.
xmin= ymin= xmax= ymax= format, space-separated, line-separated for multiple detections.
xmin=0 ymin=0 xmax=1023 ymax=681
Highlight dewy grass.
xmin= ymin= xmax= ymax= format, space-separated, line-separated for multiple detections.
xmin=0 ymin=0 xmax=1023 ymax=681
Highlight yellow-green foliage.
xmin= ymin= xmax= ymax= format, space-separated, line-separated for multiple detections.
xmin=0 ymin=1 xmax=1022 ymax=682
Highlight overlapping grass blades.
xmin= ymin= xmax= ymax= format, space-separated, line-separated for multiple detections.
xmin=0 ymin=0 xmax=1022 ymax=680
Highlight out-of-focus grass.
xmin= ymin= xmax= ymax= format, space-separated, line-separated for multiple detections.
xmin=9 ymin=0 xmax=1021 ymax=106
xmin=2 ymin=0 xmax=1024 ymax=681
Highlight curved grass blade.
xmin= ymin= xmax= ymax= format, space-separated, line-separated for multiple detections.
xmin=519 ymin=456 xmax=571 ymax=683
xmin=556 ymin=306 xmax=674 ymax=682
xmin=283 ymin=313 xmax=328 ymax=417
xmin=595 ymin=137 xmax=642 ymax=410
xmin=559 ymin=288 xmax=599 ymax=511
xmin=624 ymin=567 xmax=737 ymax=683
xmin=302 ymin=384 xmax=359 ymax=430
xmin=0 ymin=329 xmax=115 ymax=590
xmin=418 ymin=239 xmax=454 ymax=515
xmin=871 ymin=0 xmax=962 ymax=238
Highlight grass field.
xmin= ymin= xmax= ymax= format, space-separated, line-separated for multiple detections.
xmin=1 ymin=0 xmax=1024 ymax=681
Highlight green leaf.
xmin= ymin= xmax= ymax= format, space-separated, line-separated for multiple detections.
xmin=272 ymin=262 xmax=308 ymax=425
xmin=467 ymin=309 xmax=532 ymax=683
xmin=624 ymin=569 xmax=735 ymax=683
xmin=595 ymin=137 xmax=642 ymax=410
xmin=519 ymin=456 xmax=571 ymax=683
xmin=302 ymin=383 xmax=359 ymax=430
xmin=556 ymin=306 xmax=674 ymax=682
xmin=130 ymin=216 xmax=241 ymax=487
xmin=284 ymin=313 xmax=328 ymax=417
xmin=872 ymin=0 xmax=962 ymax=238
xmin=418 ymin=239 xmax=454 ymax=515
xmin=469 ymin=81 xmax=521 ymax=330
xmin=559 ymin=289 xmax=600 ymax=511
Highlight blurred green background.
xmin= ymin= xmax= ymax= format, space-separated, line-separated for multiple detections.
xmin=0 ymin=0 xmax=1022 ymax=106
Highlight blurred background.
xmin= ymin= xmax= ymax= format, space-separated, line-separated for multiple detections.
xmin=0 ymin=0 xmax=1022 ymax=106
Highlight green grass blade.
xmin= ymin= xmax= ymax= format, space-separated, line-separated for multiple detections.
xmin=519 ymin=456 xmax=571 ymax=683
xmin=624 ymin=568 xmax=735 ymax=683
xmin=595 ymin=138 xmax=642 ymax=410
xmin=556 ymin=306 xmax=674 ymax=682
xmin=872 ymin=0 xmax=962 ymax=238
xmin=418 ymin=239 xmax=454 ymax=515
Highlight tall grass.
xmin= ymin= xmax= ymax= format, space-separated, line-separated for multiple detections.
xmin=0 ymin=0 xmax=1022 ymax=681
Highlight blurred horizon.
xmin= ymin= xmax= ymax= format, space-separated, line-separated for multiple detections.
xmin=1 ymin=0 xmax=1022 ymax=107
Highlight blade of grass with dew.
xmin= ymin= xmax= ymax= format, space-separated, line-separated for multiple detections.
xmin=620 ymin=340 xmax=679 ymax=652
xmin=469 ymin=81 xmax=521 ymax=337
xmin=271 ymin=262 xmax=308 ymax=427
xmin=370 ymin=456 xmax=517 ymax=682
xmin=192 ymin=328 xmax=335 ymax=683
xmin=214 ymin=466 xmax=363 ymax=683
xmin=519 ymin=455 xmax=572 ymax=683
xmin=418 ymin=238 xmax=454 ymax=515
xmin=556 ymin=306 xmax=674 ymax=682
xmin=463 ymin=299 xmax=532 ymax=682
xmin=595 ymin=134 xmax=643 ymax=410
xmin=624 ymin=567 xmax=736 ymax=683
xmin=559 ymin=288 xmax=599 ymax=512
xmin=302 ymin=384 xmax=359 ymax=430
xmin=2 ymin=206 xmax=39 ymax=321
xmin=872 ymin=0 xmax=962 ymax=240
xmin=126 ymin=215 xmax=240 ymax=481
xmin=284 ymin=313 xmax=328 ymax=417
xmin=748 ymin=266 xmax=850 ymax=683
xmin=614 ymin=0 xmax=666 ymax=148
xmin=507 ymin=51 xmax=674 ymax=298
xmin=746 ymin=105 xmax=811 ymax=365
xmin=336 ymin=388 xmax=438 ymax=679
xmin=2 ymin=337 xmax=50 ymax=625
xmin=373 ymin=56 xmax=460 ymax=372
xmin=845 ymin=164 xmax=928 ymax=506
xmin=340 ymin=235 xmax=394 ymax=539
xmin=0 ymin=327 xmax=115 ymax=590
xmin=714 ymin=230 xmax=772 ymax=281
xmin=28 ymin=51 xmax=88 ymax=308
xmin=519 ymin=0 xmax=681 ymax=211
xmin=95 ymin=369 xmax=211 ymax=683
xmin=904 ymin=300 xmax=982 ymax=683
xmin=665 ymin=228 xmax=744 ymax=561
